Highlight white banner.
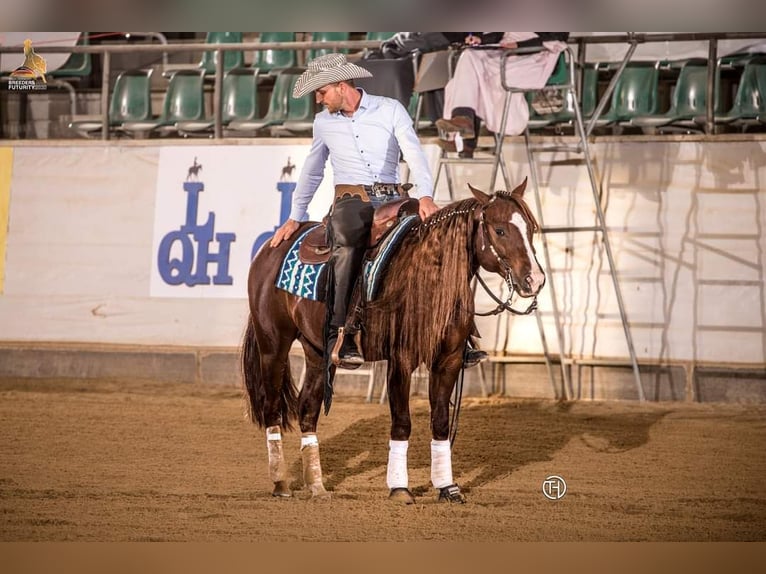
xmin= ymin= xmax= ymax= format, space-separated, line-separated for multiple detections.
xmin=150 ymin=146 xmax=335 ymax=298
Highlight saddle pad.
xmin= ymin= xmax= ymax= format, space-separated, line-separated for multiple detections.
xmin=276 ymin=225 xmax=327 ymax=301
xmin=363 ymin=214 xmax=420 ymax=302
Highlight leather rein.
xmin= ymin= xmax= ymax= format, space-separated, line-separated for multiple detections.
xmin=474 ymin=196 xmax=538 ymax=317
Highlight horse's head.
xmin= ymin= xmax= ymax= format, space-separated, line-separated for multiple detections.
xmin=469 ymin=177 xmax=546 ymax=298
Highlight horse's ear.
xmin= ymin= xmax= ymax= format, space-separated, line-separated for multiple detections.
xmin=511 ymin=176 xmax=528 ymax=199
xmin=468 ymin=183 xmax=492 ymax=205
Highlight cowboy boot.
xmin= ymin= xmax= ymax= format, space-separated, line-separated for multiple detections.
xmin=327 ymin=198 xmax=372 ymax=368
xmin=436 ymin=107 xmax=479 ymax=158
xmin=331 ymin=327 xmax=364 ymax=369
xmin=464 ymin=339 xmax=488 ymax=368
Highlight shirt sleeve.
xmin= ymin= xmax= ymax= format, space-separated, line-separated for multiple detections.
xmin=392 ymin=100 xmax=434 ymax=199
xmin=289 ymin=131 xmax=329 ymax=221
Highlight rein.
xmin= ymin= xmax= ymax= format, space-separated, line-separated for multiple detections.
xmin=474 ymin=198 xmax=538 ymax=317
xmin=474 ymin=272 xmax=537 ymax=316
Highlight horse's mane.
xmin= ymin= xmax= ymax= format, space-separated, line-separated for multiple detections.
xmin=364 ymin=198 xmax=479 ymax=369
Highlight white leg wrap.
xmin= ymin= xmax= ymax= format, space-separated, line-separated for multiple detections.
xmin=300 ymin=433 xmax=328 ymax=496
xmin=386 ymin=440 xmax=409 ymax=489
xmin=301 ymin=434 xmax=318 ymax=449
xmin=266 ymin=425 xmax=287 ymax=483
xmin=430 ymin=439 xmax=453 ymax=489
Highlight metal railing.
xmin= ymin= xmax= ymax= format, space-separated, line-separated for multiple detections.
xmin=1 ymin=33 xmax=765 ymax=139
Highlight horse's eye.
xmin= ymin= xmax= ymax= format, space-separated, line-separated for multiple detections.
xmin=494 ymin=227 xmax=505 ymax=236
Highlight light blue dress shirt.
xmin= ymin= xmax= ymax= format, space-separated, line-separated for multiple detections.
xmin=289 ymin=89 xmax=434 ymax=222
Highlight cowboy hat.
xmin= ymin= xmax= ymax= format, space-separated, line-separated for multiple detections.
xmin=292 ymin=53 xmax=373 ymax=98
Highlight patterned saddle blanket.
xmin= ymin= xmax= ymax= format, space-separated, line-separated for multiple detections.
xmin=276 ymin=210 xmax=420 ymax=302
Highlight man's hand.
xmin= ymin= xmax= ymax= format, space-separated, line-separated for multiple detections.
xmin=269 ymin=219 xmax=300 ymax=248
xmin=418 ymin=196 xmax=439 ymax=221
xmin=465 ymin=34 xmax=481 ymax=46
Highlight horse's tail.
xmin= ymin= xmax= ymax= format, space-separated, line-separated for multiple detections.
xmin=241 ymin=314 xmax=298 ymax=430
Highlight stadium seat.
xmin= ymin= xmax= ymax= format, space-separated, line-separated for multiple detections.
xmin=199 ymin=32 xmax=245 ymax=75
xmin=591 ymin=63 xmax=660 ymax=128
xmin=176 ymin=68 xmax=260 ymax=136
xmin=227 ymin=72 xmax=298 ymax=134
xmin=527 ymin=64 xmax=598 ymax=130
xmin=49 ymin=32 xmax=91 ymax=81
xmin=121 ymin=70 xmax=206 ymax=136
xmin=252 ymin=32 xmax=298 ymax=75
xmin=270 ymin=81 xmax=317 ymax=135
xmin=68 ymin=69 xmax=153 ymax=138
xmin=631 ymin=59 xmax=717 ymax=132
xmin=308 ymin=32 xmax=350 ymax=60
xmin=700 ymin=57 xmax=766 ymax=128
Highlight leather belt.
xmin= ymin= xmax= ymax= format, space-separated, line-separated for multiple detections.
xmin=334 ymin=183 xmax=406 ymax=202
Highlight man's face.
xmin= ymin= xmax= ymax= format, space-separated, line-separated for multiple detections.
xmin=316 ymin=82 xmax=342 ymax=113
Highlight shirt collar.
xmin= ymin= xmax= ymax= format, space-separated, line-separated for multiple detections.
xmin=331 ymin=88 xmax=370 ymax=117
xmin=357 ymin=88 xmax=370 ymax=110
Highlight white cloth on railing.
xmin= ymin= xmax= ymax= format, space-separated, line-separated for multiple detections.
xmin=443 ymin=32 xmax=566 ymax=136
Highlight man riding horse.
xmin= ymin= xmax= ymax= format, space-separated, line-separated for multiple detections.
xmin=269 ymin=53 xmax=486 ymax=370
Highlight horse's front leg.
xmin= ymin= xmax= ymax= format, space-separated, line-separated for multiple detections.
xmin=429 ymin=350 xmax=467 ymax=504
xmin=386 ymin=360 xmax=415 ymax=504
xmin=297 ymin=345 xmax=331 ymax=499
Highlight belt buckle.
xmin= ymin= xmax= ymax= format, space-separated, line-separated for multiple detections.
xmin=372 ymin=183 xmax=395 ymax=196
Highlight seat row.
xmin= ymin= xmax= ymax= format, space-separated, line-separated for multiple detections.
xmin=68 ymin=43 xmax=766 ymax=139
xmin=195 ymin=32 xmax=393 ymax=76
xmin=67 ymin=32 xmax=398 ymax=139
xmin=68 ymin=67 xmax=318 ymax=138
xmin=528 ymin=54 xmax=766 ymax=134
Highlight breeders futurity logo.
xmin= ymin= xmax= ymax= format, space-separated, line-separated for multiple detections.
xmin=8 ymin=39 xmax=47 ymax=91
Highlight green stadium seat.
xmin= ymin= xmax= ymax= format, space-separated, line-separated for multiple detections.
xmin=308 ymin=32 xmax=350 ymax=61
xmin=199 ymin=32 xmax=245 ymax=75
xmin=700 ymin=57 xmax=766 ymax=128
xmin=68 ymin=69 xmax=153 ymax=138
xmin=176 ymin=68 xmax=260 ymax=136
xmin=228 ymin=72 xmax=299 ymax=134
xmin=270 ymin=79 xmax=317 ymax=135
xmin=121 ymin=70 xmax=206 ymax=136
xmin=527 ymin=64 xmax=598 ymax=130
xmin=631 ymin=59 xmax=718 ymax=132
xmin=49 ymin=33 xmax=91 ymax=81
xmin=592 ymin=63 xmax=660 ymax=127
xmin=252 ymin=32 xmax=298 ymax=75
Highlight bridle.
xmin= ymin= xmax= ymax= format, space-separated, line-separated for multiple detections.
xmin=474 ymin=194 xmax=539 ymax=317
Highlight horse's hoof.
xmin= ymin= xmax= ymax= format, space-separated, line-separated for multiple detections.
xmin=271 ymin=481 xmax=292 ymax=498
xmin=389 ymin=488 xmax=416 ymax=505
xmin=438 ymin=484 xmax=466 ymax=504
xmin=309 ymin=484 xmax=332 ymax=500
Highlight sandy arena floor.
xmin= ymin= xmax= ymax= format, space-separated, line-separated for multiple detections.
xmin=0 ymin=377 xmax=764 ymax=541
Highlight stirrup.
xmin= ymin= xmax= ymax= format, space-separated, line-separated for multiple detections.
xmin=331 ymin=327 xmax=364 ymax=369
xmin=463 ymin=348 xmax=488 ymax=368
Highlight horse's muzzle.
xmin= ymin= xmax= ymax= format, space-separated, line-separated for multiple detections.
xmin=520 ymin=270 xmax=546 ymax=297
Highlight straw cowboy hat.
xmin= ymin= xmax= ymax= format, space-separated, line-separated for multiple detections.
xmin=292 ymin=53 xmax=372 ymax=98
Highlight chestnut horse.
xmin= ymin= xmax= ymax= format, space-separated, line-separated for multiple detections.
xmin=241 ymin=178 xmax=545 ymax=504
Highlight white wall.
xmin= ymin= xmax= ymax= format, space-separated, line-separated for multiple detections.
xmin=1 ymin=138 xmax=764 ymax=368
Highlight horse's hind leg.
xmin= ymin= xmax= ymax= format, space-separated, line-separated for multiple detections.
xmin=266 ymin=426 xmax=291 ymax=497
xmin=385 ymin=360 xmax=415 ymax=504
xmin=258 ymin=331 xmax=298 ymax=498
xmin=297 ymin=344 xmax=331 ymax=499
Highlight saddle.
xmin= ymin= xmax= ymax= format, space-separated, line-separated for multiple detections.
xmin=298 ymin=198 xmax=420 ymax=265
